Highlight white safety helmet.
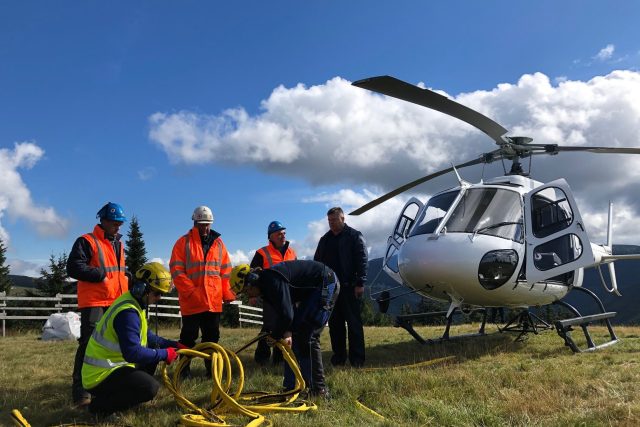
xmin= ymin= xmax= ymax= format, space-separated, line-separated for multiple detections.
xmin=192 ymin=206 xmax=214 ymax=224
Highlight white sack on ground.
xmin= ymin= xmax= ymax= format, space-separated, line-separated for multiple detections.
xmin=41 ymin=312 xmax=80 ymax=341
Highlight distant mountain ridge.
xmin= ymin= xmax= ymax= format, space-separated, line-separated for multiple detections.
xmin=7 ymin=274 xmax=38 ymax=289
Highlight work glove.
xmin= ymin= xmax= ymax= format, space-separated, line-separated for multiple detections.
xmin=166 ymin=347 xmax=178 ymax=365
xmin=177 ymin=342 xmax=189 ymax=350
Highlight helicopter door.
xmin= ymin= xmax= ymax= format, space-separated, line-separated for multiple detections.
xmin=524 ymin=179 xmax=594 ymax=284
xmin=383 ymin=197 xmax=423 ymax=282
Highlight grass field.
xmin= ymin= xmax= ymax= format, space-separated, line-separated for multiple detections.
xmin=1 ymin=323 xmax=639 ymax=426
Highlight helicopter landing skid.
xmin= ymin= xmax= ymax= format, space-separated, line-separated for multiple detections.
xmin=394 ymin=308 xmax=488 ymax=344
xmin=552 ymin=287 xmax=618 ymax=353
xmin=500 ymin=310 xmax=554 ymax=342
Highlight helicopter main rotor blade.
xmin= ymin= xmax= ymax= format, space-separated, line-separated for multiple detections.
xmin=352 ymin=76 xmax=510 ymax=145
xmin=349 ymin=155 xmax=491 ymax=216
xmin=552 ymin=146 xmax=640 ymax=155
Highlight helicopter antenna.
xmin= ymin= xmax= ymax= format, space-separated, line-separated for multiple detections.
xmin=451 ymin=163 xmax=469 ymax=186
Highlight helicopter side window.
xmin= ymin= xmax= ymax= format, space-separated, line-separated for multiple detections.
xmin=409 ymin=191 xmax=458 ymax=237
xmin=392 ymin=201 xmax=421 ymax=243
xmin=385 ymin=245 xmax=400 ymax=273
xmin=533 ymin=234 xmax=583 ymax=271
xmin=445 ymin=188 xmax=524 ymax=242
xmin=530 ymin=187 xmax=573 ymax=238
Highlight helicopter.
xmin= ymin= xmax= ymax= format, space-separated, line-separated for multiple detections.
xmin=350 ymin=75 xmax=640 ymax=352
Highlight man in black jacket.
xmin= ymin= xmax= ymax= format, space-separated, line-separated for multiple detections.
xmin=230 ymin=260 xmax=339 ymax=397
xmin=314 ymin=207 xmax=368 ymax=367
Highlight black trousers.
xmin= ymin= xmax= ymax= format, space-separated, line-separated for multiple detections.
xmin=72 ymin=306 xmax=108 ymax=402
xmin=255 ymin=300 xmax=283 ymax=364
xmin=328 ymin=287 xmax=365 ymax=367
xmin=88 ymin=365 xmax=159 ymax=415
xmin=283 ymin=325 xmax=326 ymax=392
xmin=179 ymin=311 xmax=221 ymax=374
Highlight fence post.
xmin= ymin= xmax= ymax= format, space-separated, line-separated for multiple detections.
xmin=1 ymin=291 xmax=5 ymax=338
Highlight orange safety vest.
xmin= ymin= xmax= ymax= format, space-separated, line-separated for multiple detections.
xmin=256 ymin=242 xmax=297 ymax=269
xmin=170 ymin=227 xmax=234 ymax=316
xmin=77 ymin=225 xmax=128 ymax=309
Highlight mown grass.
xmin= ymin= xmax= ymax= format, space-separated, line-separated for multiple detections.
xmin=1 ymin=323 xmax=639 ymax=426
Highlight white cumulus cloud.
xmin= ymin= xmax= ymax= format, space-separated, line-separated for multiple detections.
xmin=150 ymin=70 xmax=640 ymax=251
xmin=0 ymin=142 xmax=69 ymax=245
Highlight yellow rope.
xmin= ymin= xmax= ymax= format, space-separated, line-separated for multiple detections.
xmin=353 ymin=355 xmax=456 ymax=421
xmin=359 ymin=355 xmax=456 ymax=372
xmin=162 ymin=339 xmax=317 ymax=426
xmin=10 ymin=410 xmax=31 ymax=427
xmin=354 ymin=400 xmax=386 ymax=420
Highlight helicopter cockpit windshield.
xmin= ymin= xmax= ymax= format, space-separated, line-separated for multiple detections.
xmin=446 ymin=188 xmax=523 ymax=242
xmin=408 ymin=187 xmax=524 ymax=242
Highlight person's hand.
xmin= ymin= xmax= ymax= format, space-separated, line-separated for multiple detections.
xmin=166 ymin=347 xmax=178 ymax=364
xmin=282 ymin=331 xmax=292 ymax=348
xmin=176 ymin=342 xmax=189 ymax=350
xmin=354 ymin=286 xmax=365 ymax=299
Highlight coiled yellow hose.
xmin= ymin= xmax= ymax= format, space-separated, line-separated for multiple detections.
xmin=162 ymin=338 xmax=317 ymax=426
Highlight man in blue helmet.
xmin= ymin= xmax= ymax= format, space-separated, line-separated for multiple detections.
xmin=67 ymin=202 xmax=129 ymax=407
xmin=250 ymin=221 xmax=297 ymax=365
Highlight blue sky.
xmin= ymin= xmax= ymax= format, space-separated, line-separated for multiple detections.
xmin=2 ymin=1 xmax=640 ymax=276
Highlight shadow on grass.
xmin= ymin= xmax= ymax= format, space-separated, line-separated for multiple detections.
xmin=3 ymin=381 xmax=98 ymax=427
xmin=366 ymin=331 xmax=519 ymax=368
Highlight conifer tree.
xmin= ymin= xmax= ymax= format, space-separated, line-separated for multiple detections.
xmin=0 ymin=238 xmax=11 ymax=294
xmin=37 ymin=252 xmax=71 ymax=296
xmin=125 ymin=215 xmax=148 ymax=274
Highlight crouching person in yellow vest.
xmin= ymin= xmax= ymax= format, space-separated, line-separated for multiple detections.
xmin=81 ymin=262 xmax=185 ymax=415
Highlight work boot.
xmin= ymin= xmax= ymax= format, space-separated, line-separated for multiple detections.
xmin=72 ymin=389 xmax=92 ymax=409
xmin=72 ymin=395 xmax=91 ymax=409
xmin=330 ymin=354 xmax=346 ymax=367
xmin=309 ymin=388 xmax=331 ymax=400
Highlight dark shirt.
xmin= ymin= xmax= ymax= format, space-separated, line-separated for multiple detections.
xmin=321 ymin=232 xmax=343 ymax=281
xmin=255 ymin=260 xmax=331 ymax=338
xmin=67 ymin=225 xmax=123 ymax=283
xmin=314 ymin=223 xmax=368 ymax=287
xmin=113 ymin=308 xmax=177 ymax=365
xmin=200 ymin=230 xmax=218 ymax=259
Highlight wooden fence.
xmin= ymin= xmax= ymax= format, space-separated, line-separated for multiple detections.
xmin=0 ymin=291 xmax=262 ymax=337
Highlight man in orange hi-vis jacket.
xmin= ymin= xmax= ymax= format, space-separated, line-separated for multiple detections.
xmin=250 ymin=220 xmax=297 ymax=365
xmin=67 ymin=202 xmax=129 ymax=407
xmin=170 ymin=205 xmax=235 ymax=378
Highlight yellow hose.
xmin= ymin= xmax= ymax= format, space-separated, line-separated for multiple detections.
xmin=10 ymin=410 xmax=31 ymax=427
xmin=354 ymin=355 xmax=456 ymax=421
xmin=162 ymin=339 xmax=317 ymax=426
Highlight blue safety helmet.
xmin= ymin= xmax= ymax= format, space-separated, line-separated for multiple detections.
xmin=267 ymin=221 xmax=286 ymax=237
xmin=97 ymin=202 xmax=127 ymax=222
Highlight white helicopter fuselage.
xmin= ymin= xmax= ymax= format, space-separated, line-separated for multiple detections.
xmin=384 ymin=174 xmax=596 ymax=309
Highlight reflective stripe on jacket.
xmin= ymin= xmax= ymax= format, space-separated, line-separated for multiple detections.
xmin=256 ymin=241 xmax=297 ymax=269
xmin=81 ymin=292 xmax=147 ymax=389
xmin=77 ymin=225 xmax=128 ymax=308
xmin=169 ymin=227 xmax=234 ymax=315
